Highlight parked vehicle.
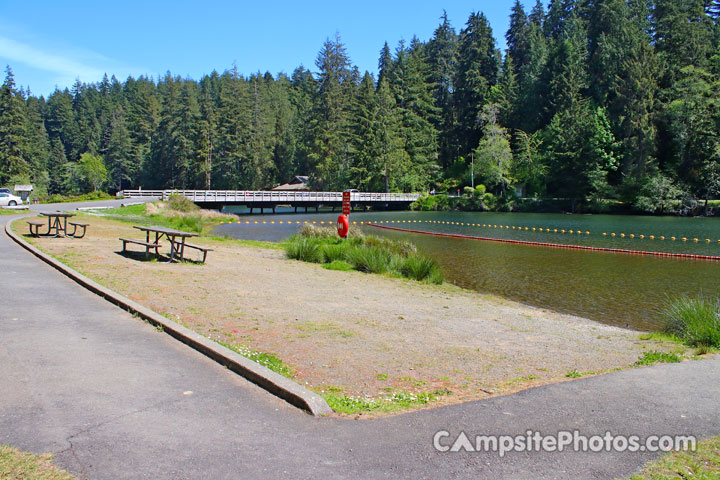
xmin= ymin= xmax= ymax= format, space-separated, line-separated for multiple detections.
xmin=0 ymin=188 xmax=12 ymax=194
xmin=0 ymin=192 xmax=23 ymax=206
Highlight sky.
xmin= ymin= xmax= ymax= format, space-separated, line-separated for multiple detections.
xmin=0 ymin=0 xmax=545 ymax=97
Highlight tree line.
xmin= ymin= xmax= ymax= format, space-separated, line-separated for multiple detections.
xmin=0 ymin=0 xmax=719 ymax=213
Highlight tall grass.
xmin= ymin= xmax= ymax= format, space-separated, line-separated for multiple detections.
xmin=284 ymin=225 xmax=443 ymax=284
xmin=663 ymin=296 xmax=720 ymax=348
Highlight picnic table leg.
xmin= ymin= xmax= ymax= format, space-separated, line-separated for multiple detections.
xmin=62 ymin=217 xmax=68 ymax=236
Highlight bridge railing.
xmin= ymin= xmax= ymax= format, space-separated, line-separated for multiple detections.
xmin=121 ymin=190 xmax=420 ymax=203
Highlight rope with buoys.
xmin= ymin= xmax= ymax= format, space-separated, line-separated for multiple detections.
xmin=366 ymin=223 xmax=720 ymax=262
xmin=217 ymin=218 xmax=720 ymax=246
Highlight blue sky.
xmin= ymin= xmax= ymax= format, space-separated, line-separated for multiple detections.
xmin=0 ymin=0 xmax=545 ymax=97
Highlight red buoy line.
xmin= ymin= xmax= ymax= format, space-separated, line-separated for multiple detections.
xmin=367 ymin=223 xmax=720 ymax=262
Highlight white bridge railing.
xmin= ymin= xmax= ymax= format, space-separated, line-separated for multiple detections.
xmin=121 ymin=190 xmax=420 ymax=203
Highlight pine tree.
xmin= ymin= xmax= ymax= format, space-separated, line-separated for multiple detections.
xmin=0 ymin=67 xmax=29 ymax=185
xmin=104 ymin=110 xmax=136 ymax=191
xmin=308 ymin=33 xmax=356 ymax=190
xmin=507 ymin=1 xmax=530 ymax=72
xmin=653 ymin=0 xmax=714 ymax=80
xmin=378 ymin=42 xmax=393 ymax=86
xmin=394 ymin=41 xmax=440 ymax=191
xmin=425 ymin=12 xmax=458 ymax=167
xmin=455 ymin=11 xmax=501 ymax=156
xmin=47 ymin=137 xmax=67 ymax=194
xmin=23 ymin=94 xmax=50 ymax=189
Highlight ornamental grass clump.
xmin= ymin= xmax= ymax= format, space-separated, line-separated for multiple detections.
xmin=284 ymin=236 xmax=324 ymax=263
xmin=663 ymin=296 xmax=720 ymax=348
xmin=285 ymin=225 xmax=443 ymax=283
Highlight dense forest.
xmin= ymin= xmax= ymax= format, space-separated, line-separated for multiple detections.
xmin=1 ymin=0 xmax=719 ymax=213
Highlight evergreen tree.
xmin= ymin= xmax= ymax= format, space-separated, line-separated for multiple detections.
xmin=653 ymin=0 xmax=714 ymax=80
xmin=390 ymin=41 xmax=440 ymax=190
xmin=507 ymin=1 xmax=530 ymax=71
xmin=425 ymin=12 xmax=458 ymax=167
xmin=104 ymin=110 xmax=136 ymax=191
xmin=454 ymin=12 xmax=500 ymax=157
xmin=47 ymin=137 xmax=67 ymax=194
xmin=0 ymin=67 xmax=29 ymax=185
xmin=308 ymin=34 xmax=355 ymax=190
xmin=23 ymin=94 xmax=50 ymax=190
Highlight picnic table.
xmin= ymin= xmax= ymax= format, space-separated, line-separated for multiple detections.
xmin=122 ymin=225 xmax=211 ymax=263
xmin=28 ymin=212 xmax=89 ymax=238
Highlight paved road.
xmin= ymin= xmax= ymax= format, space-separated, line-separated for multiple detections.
xmin=1 ymin=207 xmax=719 ymax=479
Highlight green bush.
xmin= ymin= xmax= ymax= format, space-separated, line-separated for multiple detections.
xmin=166 ymin=194 xmax=199 ymax=212
xmin=663 ymin=297 xmax=720 ymax=348
xmin=166 ymin=214 xmax=204 ymax=233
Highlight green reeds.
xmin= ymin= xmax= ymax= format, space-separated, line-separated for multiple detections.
xmin=663 ymin=296 xmax=720 ymax=348
xmin=284 ymin=226 xmax=443 ymax=284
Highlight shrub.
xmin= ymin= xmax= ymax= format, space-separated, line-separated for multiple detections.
xmin=166 ymin=194 xmax=199 ymax=212
xmin=663 ymin=296 xmax=720 ymax=348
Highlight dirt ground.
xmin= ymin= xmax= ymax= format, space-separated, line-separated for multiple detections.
xmin=16 ymin=214 xmax=674 ymax=408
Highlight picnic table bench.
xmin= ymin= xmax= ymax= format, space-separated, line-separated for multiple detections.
xmin=120 ymin=226 xmax=211 ymax=263
xmin=67 ymin=221 xmax=89 ymax=238
xmin=28 ymin=212 xmax=89 ymax=238
xmin=119 ymin=238 xmax=162 ymax=257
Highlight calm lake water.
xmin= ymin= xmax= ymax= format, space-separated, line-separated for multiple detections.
xmin=214 ymin=208 xmax=720 ymax=331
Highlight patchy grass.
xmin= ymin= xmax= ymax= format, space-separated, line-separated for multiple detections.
xmin=638 ymin=332 xmax=683 ymax=344
xmin=0 ymin=444 xmax=75 ymax=480
xmin=627 ymin=436 xmax=719 ymax=480
xmin=90 ymin=201 xmax=234 ymax=235
xmin=634 ymin=351 xmax=682 ymax=366
xmin=318 ymin=385 xmax=452 ymax=415
xmin=216 ymin=340 xmax=295 ymax=378
xmin=0 ymin=208 xmax=24 ymax=215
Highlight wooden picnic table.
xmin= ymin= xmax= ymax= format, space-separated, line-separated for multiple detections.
xmin=39 ymin=212 xmax=76 ymax=237
xmin=133 ymin=225 xmax=199 ymax=262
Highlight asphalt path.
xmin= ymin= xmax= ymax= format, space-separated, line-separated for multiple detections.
xmin=1 ymin=202 xmax=719 ymax=479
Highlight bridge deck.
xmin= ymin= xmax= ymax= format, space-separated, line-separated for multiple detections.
xmin=121 ymin=190 xmax=420 ymax=206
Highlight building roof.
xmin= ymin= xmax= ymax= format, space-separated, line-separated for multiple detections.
xmin=14 ymin=185 xmax=33 ymax=191
xmin=271 ymin=176 xmax=310 ymax=191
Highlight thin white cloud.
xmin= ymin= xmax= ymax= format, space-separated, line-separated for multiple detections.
xmin=0 ymin=35 xmax=106 ymax=81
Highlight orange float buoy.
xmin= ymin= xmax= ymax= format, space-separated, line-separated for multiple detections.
xmin=337 ymin=214 xmax=349 ymax=238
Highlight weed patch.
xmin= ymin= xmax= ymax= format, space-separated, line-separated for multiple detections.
xmin=634 ymin=351 xmax=682 ymax=366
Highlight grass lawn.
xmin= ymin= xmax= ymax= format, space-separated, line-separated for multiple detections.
xmin=627 ymin=436 xmax=720 ymax=479
xmin=0 ymin=445 xmax=74 ymax=480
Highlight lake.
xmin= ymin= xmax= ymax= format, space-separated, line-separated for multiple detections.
xmin=213 ymin=208 xmax=720 ymax=331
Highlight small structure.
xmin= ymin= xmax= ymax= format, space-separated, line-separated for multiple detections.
xmin=14 ymin=185 xmax=33 ymax=202
xmin=272 ymin=176 xmax=310 ymax=191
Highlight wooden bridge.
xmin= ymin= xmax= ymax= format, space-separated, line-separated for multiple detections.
xmin=121 ymin=190 xmax=420 ymax=213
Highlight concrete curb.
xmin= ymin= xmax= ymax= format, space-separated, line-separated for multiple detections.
xmin=5 ymin=217 xmax=333 ymax=416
